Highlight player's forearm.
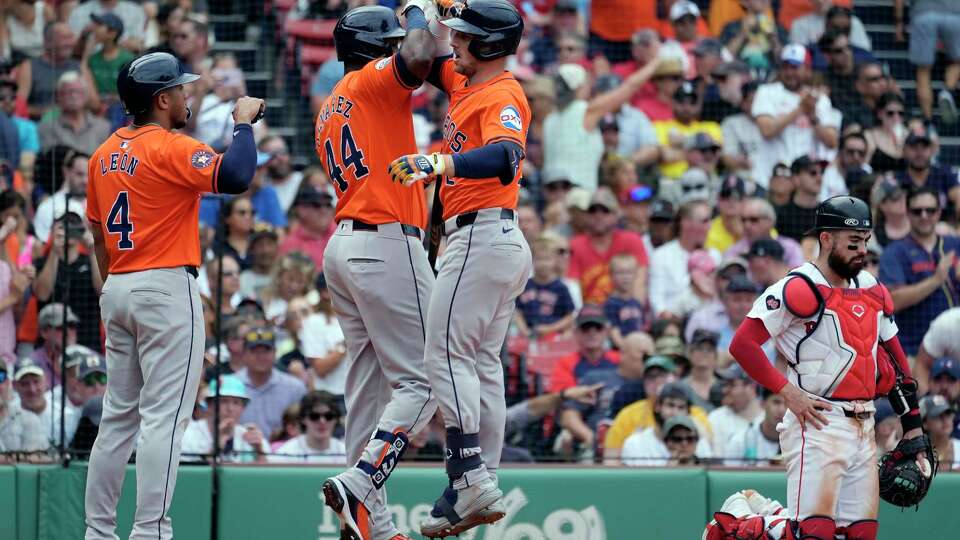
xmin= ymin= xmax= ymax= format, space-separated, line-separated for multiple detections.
xmin=398 ymin=6 xmax=435 ymax=83
xmin=444 ymin=140 xmax=524 ymax=186
xmin=890 ymin=278 xmax=942 ymax=311
xmin=217 ymin=124 xmax=257 ymax=194
xmin=729 ymin=317 xmax=789 ymax=393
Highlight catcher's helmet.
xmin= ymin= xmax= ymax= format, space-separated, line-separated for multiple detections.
xmin=334 ymin=6 xmax=406 ymax=64
xmin=117 ymin=52 xmax=200 ymax=115
xmin=442 ymin=0 xmax=523 ymax=60
xmin=806 ymin=195 xmax=872 ymax=235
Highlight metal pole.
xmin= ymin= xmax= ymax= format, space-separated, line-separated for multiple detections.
xmin=209 ymin=194 xmax=226 ymax=540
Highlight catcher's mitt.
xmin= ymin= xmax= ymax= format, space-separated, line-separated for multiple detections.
xmin=878 ymin=434 xmax=938 ymax=508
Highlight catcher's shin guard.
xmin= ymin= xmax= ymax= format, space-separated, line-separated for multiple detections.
xmin=786 ymin=516 xmax=835 ymax=540
xmin=842 ymin=519 xmax=878 ymax=540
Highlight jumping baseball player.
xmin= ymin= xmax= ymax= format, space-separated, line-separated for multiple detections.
xmin=316 ymin=6 xmax=440 ymax=540
xmin=83 ymin=52 xmax=262 ymax=540
xmin=387 ymin=1 xmax=531 ymax=537
xmin=726 ymin=196 xmax=935 ymax=540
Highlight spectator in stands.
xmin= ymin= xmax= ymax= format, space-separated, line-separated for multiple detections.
xmin=268 ymin=403 xmax=301 ymax=452
xmin=663 ymin=415 xmax=706 ymax=465
xmin=195 ymin=55 xmax=251 ymax=152
xmin=666 ymin=1 xmax=705 ymax=78
xmin=0 ymin=221 xmax=31 ymax=363
xmin=724 ymin=197 xmax=804 ymax=267
xmin=17 ymin=21 xmax=80 ymax=119
xmin=243 ymin=154 xmax=287 ymax=229
xmin=592 ymin=75 xmax=659 ymax=168
xmin=300 ymin=282 xmax=346 ymax=398
xmin=28 ymin=303 xmax=76 ymax=388
xmin=746 ymin=239 xmax=791 ymax=287
xmin=144 ymin=2 xmax=184 ymax=55
xmin=203 ymin=255 xmax=242 ymax=323
xmin=515 ymin=235 xmax=575 ymax=339
xmin=717 ymin=275 xmax=769 ymax=365
xmin=822 ymin=131 xmax=866 ymax=199
xmin=864 ymin=93 xmax=908 ymax=174
xmin=680 ymin=330 xmax=720 ymax=412
xmin=840 ymin=62 xmax=896 ymax=131
xmin=895 ymin=125 xmax=960 ymax=216
xmin=721 ymin=80 xmax=763 ymax=184
xmin=706 ymin=176 xmax=746 ymax=253
xmin=1 ymin=358 xmax=48 ymax=453
xmin=816 ymin=30 xmax=867 ymax=113
xmin=921 ymin=394 xmax=960 ymax=469
xmin=880 ymin=187 xmax=960 ymax=355
xmin=205 ymin=318 xmax=250 ymax=382
xmin=619 ymin=185 xmax=655 ymax=251
xmin=647 ymin=199 xmax=676 ymax=250
xmin=649 ymin=199 xmax=716 ymax=319
xmin=684 ymin=257 xmax=750 ymax=340
xmin=723 ymin=387 xmax=785 ymax=465
xmin=637 ymin=56 xmax=684 ymax=122
xmin=259 ymin=135 xmax=303 ymax=213
xmin=542 ymin=64 xmax=604 ymax=191
xmin=529 ymin=0 xmax=582 ymax=71
xmin=37 ymin=71 xmax=111 ymax=155
xmin=895 ymin=0 xmax=960 ymax=125
xmin=237 ymin=326 xmax=306 ymax=435
xmin=791 ymin=2 xmax=871 ymax=51
xmin=914 ymin=308 xmax=960 ymax=395
xmin=0 ymin=80 xmax=38 ymax=180
xmin=171 ymin=16 xmax=209 ymax=74
xmin=183 ymin=375 xmax=269 ymax=463
xmin=521 ymin=76 xmax=554 ymax=180
xmin=751 ymin=44 xmax=840 ymax=188
xmin=702 ymin=60 xmax=754 ymax=125
xmin=709 ymin=364 xmax=764 ymax=458
xmin=869 ymin=177 xmax=910 ymax=252
xmin=4 ymin=0 xmax=55 ymax=59
xmin=619 ymin=383 xmax=712 ymax=466
xmin=568 ymin=188 xmax=648 ymax=306
xmin=239 ymin=225 xmax=278 ymax=300
xmin=279 ymin=186 xmax=334 ymax=268
xmin=927 ymin=358 xmax=960 ymax=405
xmin=604 ymin=253 xmax=647 ymax=349
xmin=611 ymin=28 xmax=660 ymax=96
xmin=517 ymin=202 xmax=543 ymax=246
xmin=13 ymin=356 xmax=77 ymax=445
xmin=671 ymin=134 xmax=725 ymax=206
xmin=215 ymin=196 xmax=255 ymax=270
xmin=82 ymin=13 xmax=133 ymax=113
xmin=720 ymin=0 xmax=787 ymax=74
xmin=767 ymin=163 xmax=794 ymax=206
xmin=260 ymin=251 xmax=316 ymax=324
xmin=692 ymin=40 xmax=730 ymax=116
xmin=874 ymin=398 xmax=901 ymax=453
xmin=774 ymin=155 xmax=824 ymax=244
xmin=33 ymin=149 xmax=86 ymax=242
xmin=67 ymin=0 xmax=145 ymax=52
xmin=654 ymin=82 xmax=723 ymax=181
xmin=270 ymin=390 xmax=345 ymax=463
xmin=33 ymin=212 xmax=101 ymax=351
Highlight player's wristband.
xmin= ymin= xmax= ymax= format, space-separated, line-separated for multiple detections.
xmin=405 ymin=6 xmax=428 ymax=30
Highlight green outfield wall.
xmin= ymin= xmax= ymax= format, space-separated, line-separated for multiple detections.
xmin=1 ymin=464 xmax=957 ymax=539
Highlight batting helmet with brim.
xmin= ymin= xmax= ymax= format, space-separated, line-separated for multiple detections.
xmin=442 ymin=0 xmax=523 ymax=60
xmin=117 ymin=52 xmax=200 ymax=115
xmin=805 ymin=195 xmax=872 ymax=235
xmin=334 ymin=6 xmax=406 ymax=64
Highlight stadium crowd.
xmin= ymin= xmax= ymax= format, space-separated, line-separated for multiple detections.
xmin=0 ymin=0 xmax=959 ymax=470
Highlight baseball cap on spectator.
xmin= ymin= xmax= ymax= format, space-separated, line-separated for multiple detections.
xmin=655 ymin=335 xmax=686 ymax=358
xmin=64 ymin=344 xmax=96 ymax=369
xmin=236 ymin=297 xmax=266 ymax=319
xmin=693 ymin=39 xmax=724 ymax=58
xmin=566 ymin=187 xmax=591 ymax=211
xmin=670 ymin=0 xmax=700 ymax=21
xmin=771 ymin=162 xmax=792 ymax=179
xmin=780 ymin=44 xmax=811 ymax=67
xmin=905 ymin=123 xmax=934 ymax=146
xmin=726 ymin=274 xmax=760 ymax=294
xmin=207 ymin=375 xmax=249 ymax=401
xmin=685 ymin=132 xmax=720 ymax=152
xmin=932 ymin=358 xmax=960 ymax=380
xmin=599 ymin=113 xmax=619 ymax=132
xmin=77 ymin=353 xmax=107 ymax=380
xmin=244 ymin=327 xmax=276 ymax=349
xmin=588 ymin=188 xmax=619 ymax=214
xmin=91 ymin=12 xmax=124 ymax=35
xmin=623 ymin=184 xmax=654 ymax=205
xmin=746 ymin=238 xmax=785 ymax=262
xmin=713 ymin=60 xmax=751 ymax=78
xmin=654 ymin=57 xmax=684 ymax=79
xmin=294 ymin=185 xmax=334 ymax=207
xmin=718 ymin=257 xmax=749 ymax=277
xmin=249 ymin=223 xmax=279 ymax=245
xmin=644 ymin=355 xmax=677 ymax=375
xmin=663 ymin=415 xmax=698 ymax=437
xmin=874 ymin=398 xmax=896 ymax=424
xmin=650 ymin=199 xmax=675 ymax=221
xmin=556 ymin=63 xmax=588 ymax=92
xmin=870 ymin=176 xmax=904 ymax=207
xmin=14 ymin=357 xmax=44 ymax=381
xmin=718 ymin=175 xmax=746 ymax=199
xmin=920 ymin=394 xmax=953 ymax=421
xmin=790 ymin=155 xmax=827 ymax=175
xmin=38 ymin=303 xmax=79 ymax=329
xmin=658 ymin=381 xmax=690 ymax=401
xmin=690 ymin=329 xmax=719 ymax=348
xmin=576 ymin=304 xmax=608 ymax=327
xmin=674 ymin=81 xmax=698 ymax=101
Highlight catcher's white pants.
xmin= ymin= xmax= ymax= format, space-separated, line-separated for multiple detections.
xmin=779 ymin=405 xmax=879 ymax=526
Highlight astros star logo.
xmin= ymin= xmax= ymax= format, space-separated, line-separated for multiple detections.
xmin=191 ymin=150 xmax=215 ymax=169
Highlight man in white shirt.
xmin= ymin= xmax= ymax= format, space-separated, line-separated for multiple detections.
xmin=258 ymin=135 xmax=304 ymax=212
xmin=789 ymin=3 xmax=872 ymax=52
xmin=751 ymin=44 xmax=840 ymax=187
xmin=270 ymin=390 xmax=347 ymax=464
xmin=708 ymin=364 xmax=764 ymax=459
xmin=649 ymin=199 xmax=719 ymax=318
xmin=620 ymin=382 xmax=713 ymax=466
xmin=67 ymin=0 xmax=146 ymax=52
xmin=820 ymin=131 xmax=869 ymax=200
xmin=723 ymin=388 xmax=786 ymax=466
xmin=12 ymin=357 xmax=79 ymax=447
xmin=182 ymin=375 xmax=269 ymax=463
xmin=0 ymin=361 xmax=48 ymax=453
xmin=33 ymin=150 xmax=87 ymax=242
xmin=914 ymin=308 xmax=960 ymax=394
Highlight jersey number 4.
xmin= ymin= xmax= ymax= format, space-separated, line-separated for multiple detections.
xmin=323 ymin=124 xmax=369 ymax=193
xmin=107 ymin=191 xmax=134 ymax=250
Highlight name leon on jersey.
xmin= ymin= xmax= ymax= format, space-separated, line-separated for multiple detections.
xmin=97 ymin=149 xmax=140 ymax=177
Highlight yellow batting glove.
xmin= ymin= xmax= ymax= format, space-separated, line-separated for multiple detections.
xmin=388 ymin=153 xmax=447 ymax=187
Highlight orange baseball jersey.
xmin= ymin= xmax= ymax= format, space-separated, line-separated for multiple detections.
xmin=435 ymin=58 xmax=530 ymax=220
xmin=315 ymin=55 xmax=427 ymax=229
xmin=86 ymin=125 xmax=220 ymax=273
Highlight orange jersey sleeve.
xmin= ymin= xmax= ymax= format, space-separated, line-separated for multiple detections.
xmin=315 ymin=55 xmax=427 ymax=228
xmin=438 ymin=73 xmax=531 ymax=220
xmin=87 ymin=126 xmax=217 ymax=273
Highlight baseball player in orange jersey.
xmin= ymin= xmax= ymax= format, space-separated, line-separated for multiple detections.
xmin=387 ymin=1 xmax=531 ymax=537
xmin=83 ymin=52 xmax=263 ymax=540
xmin=317 ymin=5 xmax=441 ymax=540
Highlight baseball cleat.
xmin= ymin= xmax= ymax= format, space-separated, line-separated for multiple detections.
xmin=322 ymin=477 xmax=371 ymax=540
xmin=420 ymin=481 xmax=505 ymax=538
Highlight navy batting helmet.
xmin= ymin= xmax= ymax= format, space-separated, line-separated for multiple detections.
xmin=334 ymin=6 xmax=406 ymax=64
xmin=807 ymin=196 xmax=872 ymax=234
xmin=442 ymin=0 xmax=523 ymax=60
xmin=117 ymin=52 xmax=200 ymax=115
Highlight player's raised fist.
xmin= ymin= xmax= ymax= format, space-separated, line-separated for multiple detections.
xmin=388 ymin=153 xmax=446 ymax=186
xmin=233 ymin=96 xmax=265 ymax=125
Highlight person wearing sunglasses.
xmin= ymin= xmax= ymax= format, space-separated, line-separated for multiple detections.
xmin=868 ymin=177 xmax=909 ymax=251
xmin=0 ymin=360 xmax=49 ymax=454
xmin=879 ymin=187 xmax=960 ymax=357
xmin=270 ymin=390 xmax=346 ymax=464
xmin=895 ymin=124 xmax=960 ymax=218
xmin=863 ymin=92 xmax=908 ymax=175
xmin=620 ymin=383 xmax=711 ymax=466
xmin=821 ymin=131 xmax=868 ymax=201
xmin=182 ymin=375 xmax=269 ymax=464
xmin=773 ymin=155 xmax=825 ymax=246
xmin=654 ymin=82 xmax=723 ymax=181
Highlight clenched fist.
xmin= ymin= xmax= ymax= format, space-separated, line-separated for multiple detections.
xmin=388 ymin=153 xmax=447 ymax=186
